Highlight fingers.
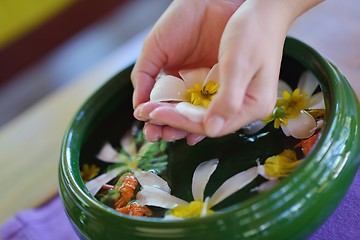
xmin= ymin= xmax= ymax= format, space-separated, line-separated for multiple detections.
xmin=134 ymin=101 xmax=173 ymax=122
xmin=209 ymin=66 xmax=279 ymax=137
xmin=143 ymin=122 xmax=163 ymax=142
xmin=186 ymin=134 xmax=206 ymax=146
xmin=149 ymin=106 xmax=205 ymax=134
xmin=131 ymin=34 xmax=167 ymax=109
xmin=203 ymin=55 xmax=256 ymax=137
xmin=137 ymin=102 xmax=205 ymax=144
xmin=162 ymin=126 xmax=188 ymax=142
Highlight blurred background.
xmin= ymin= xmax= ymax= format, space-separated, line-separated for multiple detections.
xmin=0 ymin=0 xmax=171 ymax=126
xmin=1 ymin=0 xmax=359 ymax=236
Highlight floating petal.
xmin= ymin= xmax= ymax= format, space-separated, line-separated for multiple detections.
xmin=136 ymin=186 xmax=188 ymax=209
xmin=150 ymin=76 xmax=190 ymax=102
xmin=208 ymin=166 xmax=258 ymax=208
xmin=309 ymin=92 xmax=325 ymax=109
xmin=134 ymin=170 xmax=171 ymax=193
xmin=179 ymin=67 xmax=210 ymax=89
xmin=86 ymin=167 xmax=127 ymax=196
xmin=192 ymin=159 xmax=219 ymax=202
xmin=281 ymin=124 xmax=292 ymax=137
xmin=120 ymin=133 xmax=137 ymax=156
xmin=175 ymin=102 xmax=206 ymax=123
xmin=96 ymin=142 xmax=119 ymax=163
xmin=201 ymin=197 xmax=211 ymax=217
xmin=277 ymin=80 xmax=292 ymax=98
xmin=242 ymin=120 xmax=266 ymax=134
xmin=252 ymin=180 xmax=280 ymax=193
xmin=298 ymin=71 xmax=319 ymax=95
xmin=281 ymin=111 xmax=317 ymax=139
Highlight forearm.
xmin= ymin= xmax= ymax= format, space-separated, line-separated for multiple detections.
xmin=285 ymin=0 xmax=325 ymax=18
xmin=236 ymin=0 xmax=324 ymax=37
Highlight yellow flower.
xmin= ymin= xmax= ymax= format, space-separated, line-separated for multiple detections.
xmin=187 ymin=80 xmax=220 ymax=108
xmin=86 ymin=129 xmax=168 ymax=196
xmin=149 ymin=64 xmax=220 ymax=122
xmin=80 ymin=164 xmax=100 ymax=183
xmin=263 ymin=150 xmax=302 ymax=179
xmin=245 ymin=71 xmax=325 ymax=139
xmin=264 ymin=106 xmax=288 ymax=129
xmin=277 ymin=88 xmax=310 ymax=118
xmin=170 ymin=200 xmax=214 ymax=218
xmin=136 ymin=159 xmax=259 ymax=219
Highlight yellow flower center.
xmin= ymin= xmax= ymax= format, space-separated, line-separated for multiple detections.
xmin=80 ymin=164 xmax=100 ymax=182
xmin=264 ymin=149 xmax=302 ymax=178
xmin=169 ymin=200 xmax=214 ymax=218
xmin=187 ymin=80 xmax=219 ymax=108
xmin=277 ymin=88 xmax=310 ymax=118
xmin=264 ymin=88 xmax=311 ymax=128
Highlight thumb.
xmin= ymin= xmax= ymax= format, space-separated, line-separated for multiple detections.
xmin=131 ymin=35 xmax=166 ymax=109
xmin=203 ymin=58 xmax=254 ymax=137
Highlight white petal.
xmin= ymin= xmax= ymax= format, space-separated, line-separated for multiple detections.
xmin=203 ymin=63 xmax=220 ymax=86
xmin=133 ymin=170 xmax=171 ymax=193
xmin=277 ymin=80 xmax=292 ymax=98
xmin=175 ymin=102 xmax=206 ymax=123
xmin=281 ymin=125 xmax=292 ymax=137
xmin=136 ymin=186 xmax=188 ymax=209
xmin=201 ymin=197 xmax=210 ymax=217
xmin=85 ymin=167 xmax=126 ymax=196
xmin=155 ymin=70 xmax=167 ymax=81
xmin=192 ymin=159 xmax=219 ymax=201
xmin=281 ymin=111 xmax=317 ymax=139
xmin=120 ymin=132 xmax=137 ymax=157
xmin=309 ymin=92 xmax=325 ymax=109
xmin=150 ymin=76 xmax=190 ymax=102
xmin=242 ymin=120 xmax=266 ymax=134
xmin=251 ymin=180 xmax=280 ymax=193
xmin=208 ymin=166 xmax=258 ymax=208
xmin=179 ymin=67 xmax=210 ymax=89
xmin=257 ymin=164 xmax=267 ymax=178
xmin=96 ymin=142 xmax=119 ymax=163
xmin=316 ymin=119 xmax=324 ymax=130
xmin=298 ymin=71 xmax=319 ymax=95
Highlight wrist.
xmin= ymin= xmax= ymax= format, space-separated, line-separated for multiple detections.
xmin=246 ymin=0 xmax=324 ymax=26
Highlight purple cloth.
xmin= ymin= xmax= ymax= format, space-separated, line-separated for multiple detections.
xmin=1 ymin=169 xmax=359 ymax=240
xmin=0 ymin=197 xmax=78 ymax=240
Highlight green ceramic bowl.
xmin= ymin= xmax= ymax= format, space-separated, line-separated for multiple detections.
xmin=59 ymin=38 xmax=360 ymax=240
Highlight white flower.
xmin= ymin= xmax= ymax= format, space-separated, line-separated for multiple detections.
xmin=135 ymin=159 xmax=258 ymax=219
xmin=244 ymin=71 xmax=325 ymax=139
xmin=85 ymin=131 xmax=167 ymax=196
xmin=85 ymin=137 xmax=135 ymax=195
xmin=150 ymin=64 xmax=220 ymax=122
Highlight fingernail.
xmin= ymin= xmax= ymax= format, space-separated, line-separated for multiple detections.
xmin=149 ymin=110 xmax=165 ymax=125
xmin=133 ymin=105 xmax=146 ymax=121
xmin=187 ymin=135 xmax=206 ymax=146
xmin=206 ymin=115 xmax=225 ymax=137
xmin=132 ymin=92 xmax=137 ymax=109
xmin=143 ymin=124 xmax=160 ymax=142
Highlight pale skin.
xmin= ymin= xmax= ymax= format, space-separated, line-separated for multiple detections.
xmin=132 ymin=0 xmax=324 ymax=145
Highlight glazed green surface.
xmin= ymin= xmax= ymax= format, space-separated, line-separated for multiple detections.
xmin=59 ymin=38 xmax=360 ymax=240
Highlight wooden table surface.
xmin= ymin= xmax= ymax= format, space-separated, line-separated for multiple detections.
xmin=0 ymin=0 xmax=359 ymax=225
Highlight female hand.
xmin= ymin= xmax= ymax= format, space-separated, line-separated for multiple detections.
xmin=133 ymin=0 xmax=324 ymax=143
xmin=131 ymin=0 xmax=244 ymax=144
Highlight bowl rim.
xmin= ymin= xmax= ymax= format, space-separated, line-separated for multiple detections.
xmin=59 ymin=37 xmax=360 ymax=230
